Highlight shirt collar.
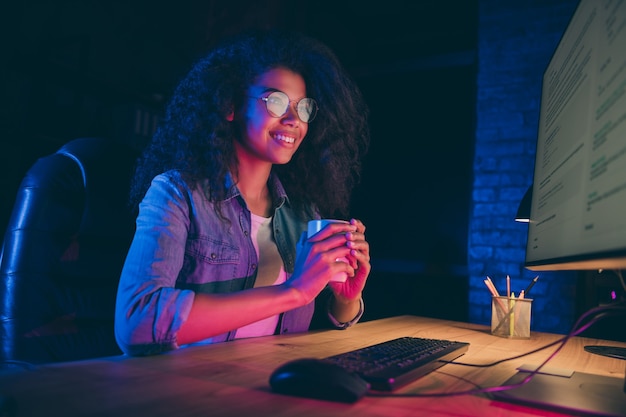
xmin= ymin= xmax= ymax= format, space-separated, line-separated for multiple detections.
xmin=224 ymin=171 xmax=289 ymax=208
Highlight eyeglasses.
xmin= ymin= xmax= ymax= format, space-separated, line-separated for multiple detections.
xmin=250 ymin=91 xmax=318 ymax=123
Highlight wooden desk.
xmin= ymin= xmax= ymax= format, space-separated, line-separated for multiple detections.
xmin=1 ymin=315 xmax=625 ymax=417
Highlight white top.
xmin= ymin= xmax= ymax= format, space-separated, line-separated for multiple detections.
xmin=235 ymin=214 xmax=287 ymax=339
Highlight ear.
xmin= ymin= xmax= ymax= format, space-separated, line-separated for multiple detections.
xmin=226 ymin=110 xmax=235 ymax=122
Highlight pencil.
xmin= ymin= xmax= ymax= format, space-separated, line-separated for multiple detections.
xmin=485 ymin=279 xmax=508 ymax=314
xmin=524 ymin=276 xmax=539 ymax=296
xmin=486 ymin=276 xmax=500 ymax=296
xmin=506 ymin=275 xmax=511 ymax=298
xmin=509 ymin=292 xmax=515 ymax=336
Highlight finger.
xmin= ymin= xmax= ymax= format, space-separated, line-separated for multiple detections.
xmin=349 ymin=218 xmax=366 ymax=234
xmin=346 ymin=236 xmax=369 ymax=253
xmin=345 ymin=224 xmax=367 ymax=242
xmin=308 ymin=221 xmax=357 ymax=242
xmin=349 ymin=248 xmax=370 ymax=265
xmin=310 ymin=232 xmax=355 ymax=256
xmin=296 ymin=231 xmax=307 ymax=249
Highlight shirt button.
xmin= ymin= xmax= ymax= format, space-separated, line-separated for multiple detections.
xmin=251 ymin=264 xmax=257 ymax=269
xmin=210 ymin=253 xmax=217 ymax=259
xmin=244 ymin=230 xmax=249 ymax=236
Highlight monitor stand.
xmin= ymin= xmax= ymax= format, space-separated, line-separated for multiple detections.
xmin=584 ymin=345 xmax=626 ymax=362
xmin=585 ymin=345 xmax=626 ymax=395
xmin=494 ymin=352 xmax=626 ymax=417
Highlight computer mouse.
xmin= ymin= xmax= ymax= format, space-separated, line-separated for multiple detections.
xmin=269 ymin=358 xmax=370 ymax=403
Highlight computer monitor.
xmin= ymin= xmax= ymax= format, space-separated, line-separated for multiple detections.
xmin=524 ymin=0 xmax=626 ymax=272
xmin=504 ymin=1 xmax=626 ymax=414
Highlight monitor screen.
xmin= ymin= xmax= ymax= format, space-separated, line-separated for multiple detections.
xmin=525 ymin=0 xmax=626 ymax=271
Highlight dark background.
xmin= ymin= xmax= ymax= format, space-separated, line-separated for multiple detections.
xmin=1 ymin=1 xmax=478 ymax=322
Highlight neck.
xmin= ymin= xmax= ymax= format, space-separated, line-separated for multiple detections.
xmin=231 ymin=140 xmax=276 ymax=216
xmin=238 ymin=183 xmax=272 ymax=218
xmin=232 ymin=162 xmax=273 ymax=218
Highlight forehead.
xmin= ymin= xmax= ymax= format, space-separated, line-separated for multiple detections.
xmin=249 ymin=67 xmax=307 ymax=97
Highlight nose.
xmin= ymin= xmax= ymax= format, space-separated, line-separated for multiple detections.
xmin=281 ymin=103 xmax=300 ymax=125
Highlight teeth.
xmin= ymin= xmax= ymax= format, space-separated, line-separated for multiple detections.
xmin=274 ymin=134 xmax=295 ymax=144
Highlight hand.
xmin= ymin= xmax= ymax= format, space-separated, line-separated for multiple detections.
xmin=329 ymin=218 xmax=370 ymax=302
xmin=286 ymin=220 xmax=358 ymax=305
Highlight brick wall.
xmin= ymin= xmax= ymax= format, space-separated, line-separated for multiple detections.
xmin=470 ymin=0 xmax=580 ymax=334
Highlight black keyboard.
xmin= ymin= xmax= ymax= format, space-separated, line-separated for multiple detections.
xmin=323 ymin=336 xmax=470 ymax=391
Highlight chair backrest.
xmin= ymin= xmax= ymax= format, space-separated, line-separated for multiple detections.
xmin=0 ymin=137 xmax=139 ymax=364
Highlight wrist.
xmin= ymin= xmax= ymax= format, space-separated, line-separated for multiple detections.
xmin=328 ymin=297 xmax=364 ymax=329
xmin=279 ymin=281 xmax=309 ymax=309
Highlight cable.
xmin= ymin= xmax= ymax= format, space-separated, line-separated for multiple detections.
xmin=366 ymin=301 xmax=626 ymax=398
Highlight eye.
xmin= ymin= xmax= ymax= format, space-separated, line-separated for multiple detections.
xmin=266 ymin=92 xmax=287 ymax=106
xmin=297 ymin=98 xmax=318 ymax=123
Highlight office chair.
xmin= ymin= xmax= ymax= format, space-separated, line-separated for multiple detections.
xmin=0 ymin=137 xmax=139 ymax=364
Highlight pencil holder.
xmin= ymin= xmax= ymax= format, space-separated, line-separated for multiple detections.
xmin=491 ymin=296 xmax=532 ymax=339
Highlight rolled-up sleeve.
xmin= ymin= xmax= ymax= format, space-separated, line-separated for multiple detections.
xmin=115 ymin=174 xmax=195 ymax=356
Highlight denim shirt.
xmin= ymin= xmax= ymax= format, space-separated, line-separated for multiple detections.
xmin=115 ymin=170 xmax=334 ymax=356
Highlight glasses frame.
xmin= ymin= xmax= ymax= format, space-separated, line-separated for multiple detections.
xmin=249 ymin=91 xmax=318 ymax=123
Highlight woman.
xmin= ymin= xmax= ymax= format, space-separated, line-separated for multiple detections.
xmin=115 ymin=30 xmax=371 ymax=356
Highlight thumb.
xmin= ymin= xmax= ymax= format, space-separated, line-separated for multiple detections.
xmin=295 ymin=231 xmax=307 ymax=259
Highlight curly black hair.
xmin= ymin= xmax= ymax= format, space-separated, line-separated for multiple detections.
xmin=130 ymin=29 xmax=370 ymax=218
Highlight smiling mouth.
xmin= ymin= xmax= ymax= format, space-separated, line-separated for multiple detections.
xmin=273 ymin=133 xmax=296 ymax=144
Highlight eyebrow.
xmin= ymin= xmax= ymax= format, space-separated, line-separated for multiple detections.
xmin=251 ymin=86 xmax=280 ymax=94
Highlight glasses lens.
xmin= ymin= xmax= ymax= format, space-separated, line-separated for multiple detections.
xmin=264 ymin=92 xmax=289 ymax=117
xmin=263 ymin=92 xmax=318 ymax=123
xmin=297 ymin=98 xmax=318 ymax=123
